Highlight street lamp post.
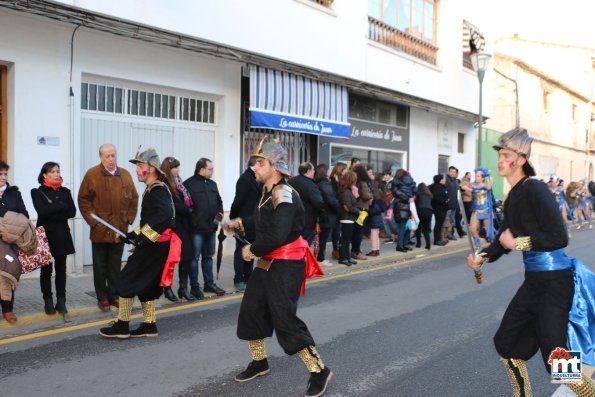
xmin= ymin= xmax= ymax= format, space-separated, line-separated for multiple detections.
xmin=470 ymin=52 xmax=492 ymax=168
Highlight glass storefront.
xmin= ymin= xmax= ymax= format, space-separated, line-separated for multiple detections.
xmin=330 ymin=143 xmax=405 ymax=173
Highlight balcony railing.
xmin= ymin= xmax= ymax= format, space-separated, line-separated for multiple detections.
xmin=368 ymin=16 xmax=438 ymax=65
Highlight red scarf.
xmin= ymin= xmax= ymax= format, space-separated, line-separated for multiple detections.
xmin=262 ymin=236 xmax=324 ymax=295
xmin=156 ymin=228 xmax=182 ymax=287
xmin=43 ymin=178 xmax=62 ymax=190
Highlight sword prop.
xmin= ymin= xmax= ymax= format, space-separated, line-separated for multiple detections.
xmin=215 ymin=218 xmax=250 ymax=245
xmin=457 ymin=193 xmax=483 ymax=284
xmin=91 ymin=213 xmax=127 ymax=239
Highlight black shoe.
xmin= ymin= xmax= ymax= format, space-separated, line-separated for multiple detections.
xmin=458 ymin=231 xmax=467 ymax=237
xmin=234 ymin=282 xmax=247 ymax=292
xmin=448 ymin=235 xmax=457 ymax=241
xmin=404 ymin=246 xmax=413 ymax=251
xmin=163 ymin=287 xmax=178 ymax=302
xmin=234 ymin=359 xmax=270 ymax=382
xmin=425 ymin=245 xmax=431 ymax=250
xmin=407 ymin=240 xmax=415 ymax=246
xmin=55 ymin=297 xmax=68 ymax=314
xmin=178 ymin=288 xmax=195 ymax=301
xmin=434 ymin=241 xmax=447 ymax=246
xmin=338 ymin=259 xmax=352 ymax=266
xmin=348 ymin=258 xmax=358 ymax=265
xmin=204 ymin=284 xmax=226 ymax=296
xmin=190 ymin=287 xmax=204 ymax=300
xmin=130 ymin=322 xmax=158 ymax=338
xmin=306 ymin=367 xmax=333 ymax=397
xmin=415 ymin=243 xmax=421 ymax=248
xmin=44 ymin=297 xmax=56 ymax=315
xmin=396 ymin=246 xmax=407 ymax=252
xmin=99 ymin=320 xmax=130 ymax=339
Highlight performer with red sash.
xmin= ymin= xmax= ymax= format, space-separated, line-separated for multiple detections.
xmin=100 ymin=147 xmax=177 ymax=339
xmin=227 ymin=139 xmax=331 ymax=397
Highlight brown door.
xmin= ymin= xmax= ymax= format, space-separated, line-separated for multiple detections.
xmin=0 ymin=65 xmax=6 ymax=161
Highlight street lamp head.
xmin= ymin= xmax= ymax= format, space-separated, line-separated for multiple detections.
xmin=470 ymin=52 xmax=492 ymax=83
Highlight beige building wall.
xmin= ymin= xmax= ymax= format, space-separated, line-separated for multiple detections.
xmin=485 ymin=36 xmax=594 ymax=185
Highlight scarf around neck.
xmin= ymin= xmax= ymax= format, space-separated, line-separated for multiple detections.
xmin=43 ymin=178 xmax=63 ymax=190
xmin=175 ymin=176 xmax=193 ymax=207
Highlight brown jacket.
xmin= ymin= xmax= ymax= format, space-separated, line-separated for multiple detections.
xmin=0 ymin=211 xmax=37 ymax=254
xmin=78 ymin=164 xmax=138 ymax=243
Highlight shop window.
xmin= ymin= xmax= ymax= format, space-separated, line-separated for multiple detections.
xmin=438 ymin=154 xmax=449 ymax=174
xmin=331 ymin=145 xmax=404 ymax=174
xmin=350 ymin=95 xmax=408 ymax=128
xmin=457 ymin=132 xmax=465 ymax=153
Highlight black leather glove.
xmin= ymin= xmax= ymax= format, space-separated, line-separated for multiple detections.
xmin=123 ymin=231 xmax=139 ymax=246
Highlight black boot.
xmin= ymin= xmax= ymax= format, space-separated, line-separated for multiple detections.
xmin=163 ymin=287 xmax=178 ymax=302
xmin=44 ymin=297 xmax=56 ymax=315
xmin=338 ymin=242 xmax=352 ymax=266
xmin=55 ymin=297 xmax=67 ymax=314
xmin=190 ymin=286 xmax=204 ymax=300
xmin=177 ymin=263 xmax=194 ymax=301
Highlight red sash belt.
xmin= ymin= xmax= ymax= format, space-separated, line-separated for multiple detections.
xmin=262 ymin=236 xmax=324 ymax=295
xmin=157 ymin=228 xmax=182 ymax=287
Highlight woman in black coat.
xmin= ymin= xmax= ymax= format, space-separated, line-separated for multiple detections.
xmin=428 ymin=174 xmax=449 ymax=247
xmin=161 ymin=157 xmax=196 ymax=301
xmin=314 ymin=164 xmax=340 ymax=265
xmin=31 ymin=162 xmax=76 ymax=315
xmin=0 ymin=160 xmax=29 ymax=323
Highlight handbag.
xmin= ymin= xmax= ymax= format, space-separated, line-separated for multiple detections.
xmin=19 ymin=226 xmax=53 ymax=274
xmin=393 ymin=202 xmax=411 ymax=221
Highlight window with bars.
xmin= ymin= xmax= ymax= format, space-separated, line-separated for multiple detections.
xmin=81 ymin=82 xmax=216 ymax=124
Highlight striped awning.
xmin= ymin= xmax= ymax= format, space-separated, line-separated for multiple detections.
xmin=249 ymin=65 xmax=350 ymax=138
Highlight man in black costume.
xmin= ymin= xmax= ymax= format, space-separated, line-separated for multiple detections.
xmin=99 ymin=148 xmax=175 ymax=339
xmin=467 ymin=128 xmax=595 ymax=396
xmin=227 ymin=139 xmax=331 ymax=397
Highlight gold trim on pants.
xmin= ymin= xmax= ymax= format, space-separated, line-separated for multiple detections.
xmin=248 ymin=339 xmax=267 ymax=361
xmin=141 ymin=300 xmax=156 ymax=323
xmin=117 ymin=297 xmax=134 ymax=322
xmin=567 ymin=374 xmax=595 ymax=397
xmin=299 ymin=346 xmax=324 ymax=373
xmin=502 ymin=358 xmax=532 ymax=397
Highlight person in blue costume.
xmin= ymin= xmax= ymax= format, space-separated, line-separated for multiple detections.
xmin=549 ymin=177 xmax=571 ymax=238
xmin=575 ymin=180 xmax=592 ymax=230
xmin=467 ymin=127 xmax=595 ymax=396
xmin=468 ymin=167 xmax=495 ymax=250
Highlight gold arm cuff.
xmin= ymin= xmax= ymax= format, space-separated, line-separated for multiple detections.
xmin=246 ymin=244 xmax=258 ymax=260
xmin=133 ymin=225 xmax=141 ymax=235
xmin=514 ymin=236 xmax=533 ymax=251
xmin=141 ymin=224 xmax=161 ymax=242
xmin=236 ymin=218 xmax=245 ymax=236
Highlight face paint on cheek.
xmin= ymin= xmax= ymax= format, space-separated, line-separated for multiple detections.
xmin=506 ymin=160 xmax=515 ymax=169
xmin=142 ymin=171 xmax=148 ymax=177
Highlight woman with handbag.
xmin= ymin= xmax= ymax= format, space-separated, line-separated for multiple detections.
xmin=31 ymin=162 xmax=76 ymax=315
xmin=0 ymin=160 xmax=29 ymax=323
xmin=337 ymin=171 xmax=360 ymax=266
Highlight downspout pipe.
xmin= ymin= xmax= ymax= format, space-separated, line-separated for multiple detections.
xmin=69 ymin=24 xmax=81 ymax=273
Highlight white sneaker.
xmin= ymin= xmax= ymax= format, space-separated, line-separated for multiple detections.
xmin=319 ymin=260 xmax=333 ymax=267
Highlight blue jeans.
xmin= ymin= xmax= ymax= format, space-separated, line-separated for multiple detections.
xmin=331 ymin=221 xmax=341 ymax=250
xmin=396 ymin=219 xmax=409 ymax=247
xmin=190 ymin=232 xmax=216 ymax=289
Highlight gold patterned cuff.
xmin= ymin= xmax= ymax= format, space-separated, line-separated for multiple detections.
xmin=133 ymin=225 xmax=141 ymax=235
xmin=141 ymin=224 xmax=160 ymax=242
xmin=236 ymin=218 xmax=245 ymax=236
xmin=246 ymin=244 xmax=258 ymax=260
xmin=514 ymin=236 xmax=532 ymax=251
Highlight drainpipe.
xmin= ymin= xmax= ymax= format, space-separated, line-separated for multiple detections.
xmin=69 ymin=25 xmax=81 ymax=273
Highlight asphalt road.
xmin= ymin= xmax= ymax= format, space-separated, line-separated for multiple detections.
xmin=1 ymin=230 xmax=592 ymax=397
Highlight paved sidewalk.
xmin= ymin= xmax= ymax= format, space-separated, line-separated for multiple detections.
xmin=0 ymin=236 xmax=468 ymax=337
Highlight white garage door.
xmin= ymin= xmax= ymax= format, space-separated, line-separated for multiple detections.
xmin=80 ymin=117 xmax=215 ymax=264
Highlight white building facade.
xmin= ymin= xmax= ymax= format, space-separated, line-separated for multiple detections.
xmin=0 ymin=0 xmax=489 ymax=270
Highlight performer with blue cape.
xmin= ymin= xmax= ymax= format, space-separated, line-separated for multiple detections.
xmin=467 ymin=127 xmax=595 ymax=396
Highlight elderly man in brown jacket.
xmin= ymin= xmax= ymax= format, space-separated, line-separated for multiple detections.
xmin=78 ymin=143 xmax=138 ymax=311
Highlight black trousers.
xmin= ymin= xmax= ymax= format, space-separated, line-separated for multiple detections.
xmin=317 ymin=227 xmax=331 ymax=261
xmin=237 ymin=259 xmax=315 ymax=355
xmin=92 ymin=242 xmax=124 ymax=302
xmin=40 ymin=254 xmax=67 ymax=299
xmin=415 ymin=208 xmax=432 ymax=248
xmin=233 ymin=239 xmax=254 ymax=284
xmin=351 ymin=223 xmax=364 ymax=254
xmin=433 ymin=210 xmax=447 ymax=243
xmin=494 ymin=270 xmax=574 ymax=373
